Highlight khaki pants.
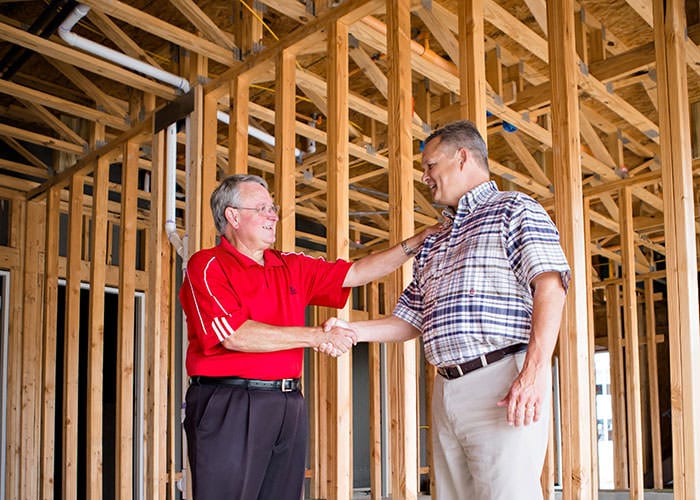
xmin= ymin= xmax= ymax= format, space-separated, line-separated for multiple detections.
xmin=431 ymin=352 xmax=550 ymax=500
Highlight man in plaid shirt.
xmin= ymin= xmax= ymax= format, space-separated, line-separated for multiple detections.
xmin=325 ymin=120 xmax=570 ymax=499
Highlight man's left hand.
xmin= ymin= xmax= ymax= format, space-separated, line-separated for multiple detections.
xmin=497 ymin=364 xmax=548 ymax=427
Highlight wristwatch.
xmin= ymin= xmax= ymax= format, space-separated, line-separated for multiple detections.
xmin=401 ymin=239 xmax=415 ymax=256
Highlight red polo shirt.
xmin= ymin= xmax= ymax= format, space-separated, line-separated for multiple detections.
xmin=180 ymin=238 xmax=353 ymax=379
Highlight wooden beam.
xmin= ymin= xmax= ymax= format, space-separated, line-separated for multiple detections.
xmin=458 ymin=0 xmax=487 ymax=136
xmin=386 ymin=0 xmax=418 ymax=498
xmin=0 ymin=122 xmax=84 ymax=154
xmin=653 ymin=1 xmax=700 ymax=496
xmin=0 ymin=158 xmax=47 ymax=179
xmin=583 ymin=198 xmax=599 ymax=494
xmin=273 ymin=49 xmax=297 ymax=251
xmin=20 ymin=200 xmax=45 ymax=500
xmin=348 ymin=45 xmax=389 ymax=98
xmin=0 ymin=22 xmax=178 ymax=99
xmin=86 ymin=155 xmax=109 ymax=499
xmin=588 ymin=42 xmax=655 ymax=83
xmin=40 ymin=186 xmax=60 ymax=499
xmin=0 ymin=75 xmax=127 ymax=130
xmin=79 ymin=0 xmax=235 ymax=65
xmin=228 ymin=75 xmax=250 ymax=175
xmin=232 ymin=0 xmax=262 ymax=58
xmin=325 ymin=20 xmax=352 ymax=499
xmin=144 ymin=130 xmax=171 ymax=500
xmin=296 ymin=68 xmax=427 ymax=139
xmin=5 ymin=198 xmax=24 ymax=500
xmin=367 ymin=282 xmax=382 ymax=500
xmin=206 ymin=0 xmax=383 ymax=97
xmin=201 ymin=92 xmax=218 ymax=249
xmin=619 ymin=186 xmax=644 ymax=498
xmin=167 ymin=0 xmax=237 ymax=51
xmin=605 ymin=282 xmax=629 ymax=489
xmin=415 ymin=5 xmax=460 ymax=63
xmin=63 ymin=173 xmax=85 ymax=499
xmin=20 ymin=99 xmax=86 ymax=146
xmin=0 ymin=136 xmax=49 ymax=170
xmin=116 ymin=140 xmax=138 ymax=499
xmin=644 ymin=278 xmax=664 ymax=489
xmin=86 ymin=8 xmax=163 ymax=69
xmin=499 ymin=130 xmax=552 ymax=187
xmin=548 ymin=0 xmax=594 ymax=497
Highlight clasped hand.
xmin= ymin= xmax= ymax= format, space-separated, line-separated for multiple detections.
xmin=314 ymin=317 xmax=356 ymax=357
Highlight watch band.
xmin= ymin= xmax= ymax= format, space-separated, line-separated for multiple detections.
xmin=400 ymin=239 xmax=415 ymax=256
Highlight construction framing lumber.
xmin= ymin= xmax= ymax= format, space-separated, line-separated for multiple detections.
xmin=653 ymin=1 xmax=700 ymax=496
xmin=548 ymin=0 xmax=594 ymax=497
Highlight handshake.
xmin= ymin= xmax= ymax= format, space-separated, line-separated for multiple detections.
xmin=315 ymin=317 xmax=357 ymax=357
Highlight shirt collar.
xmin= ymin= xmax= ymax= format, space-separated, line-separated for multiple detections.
xmin=218 ymin=237 xmax=284 ymax=267
xmin=441 ymin=180 xmax=498 ymax=221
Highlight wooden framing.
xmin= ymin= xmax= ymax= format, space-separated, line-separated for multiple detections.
xmin=644 ymin=278 xmax=663 ymax=489
xmin=115 ymin=140 xmax=138 ymax=499
xmin=86 ymin=155 xmax=108 ymax=499
xmin=19 ymin=200 xmax=42 ymax=500
xmin=620 ymin=186 xmax=644 ymax=497
xmin=1 ymin=0 xmax=700 ymax=498
xmin=273 ymin=49 xmax=297 ymax=252
xmin=548 ymin=0 xmax=594 ymax=497
xmin=653 ymin=1 xmax=700 ymax=496
xmin=325 ymin=18 xmax=353 ymax=500
xmin=39 ymin=187 xmax=60 ymax=500
xmin=386 ymin=1 xmax=419 ymax=498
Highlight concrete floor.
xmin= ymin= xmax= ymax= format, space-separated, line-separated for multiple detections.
xmin=350 ymin=490 xmax=674 ymax=499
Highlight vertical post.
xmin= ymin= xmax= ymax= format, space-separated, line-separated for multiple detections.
xmin=41 ymin=186 xmax=60 ymax=500
xmin=187 ymin=85 xmax=204 ymax=256
xmin=653 ymin=1 xmax=700 ymax=496
xmin=87 ymin=155 xmax=109 ymax=500
xmin=583 ymin=197 xmax=599 ymax=495
xmin=458 ymin=0 xmax=487 ymax=137
xmin=547 ymin=0 xmax=594 ymax=498
xmin=229 ymin=74 xmax=250 ymax=175
xmin=274 ymin=49 xmax=297 ymax=252
xmin=63 ymin=173 xmax=84 ymax=500
xmin=606 ymin=281 xmax=629 ymax=489
xmin=367 ymin=282 xmax=382 ymax=500
xmin=20 ymin=200 xmax=44 ymax=500
xmin=644 ymin=278 xmax=663 ymax=489
xmin=116 ymin=140 xmax=139 ymax=499
xmin=145 ymin=130 xmax=171 ymax=500
xmin=326 ymin=19 xmax=352 ymax=500
xmin=201 ymin=91 xmax=219 ymax=249
xmin=619 ymin=187 xmax=644 ymax=498
xmin=386 ymin=0 xmax=418 ymax=498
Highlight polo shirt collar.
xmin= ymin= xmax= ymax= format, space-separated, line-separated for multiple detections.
xmin=218 ymin=237 xmax=285 ymax=267
xmin=441 ymin=180 xmax=498 ymax=222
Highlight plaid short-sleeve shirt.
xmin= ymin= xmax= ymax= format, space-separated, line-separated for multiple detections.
xmin=394 ymin=181 xmax=570 ymax=368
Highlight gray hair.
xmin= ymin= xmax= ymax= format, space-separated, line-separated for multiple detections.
xmin=425 ymin=120 xmax=489 ymax=171
xmin=210 ymin=174 xmax=269 ymax=234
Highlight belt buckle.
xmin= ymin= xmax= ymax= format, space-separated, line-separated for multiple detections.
xmin=281 ymin=378 xmax=295 ymax=392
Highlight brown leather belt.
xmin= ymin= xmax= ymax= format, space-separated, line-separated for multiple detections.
xmin=437 ymin=343 xmax=528 ymax=380
xmin=190 ymin=375 xmax=301 ymax=392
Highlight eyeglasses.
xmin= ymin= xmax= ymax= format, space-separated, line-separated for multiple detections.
xmin=230 ymin=204 xmax=280 ymax=216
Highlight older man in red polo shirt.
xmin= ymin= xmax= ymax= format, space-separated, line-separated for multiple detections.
xmin=180 ymin=174 xmax=434 ymax=500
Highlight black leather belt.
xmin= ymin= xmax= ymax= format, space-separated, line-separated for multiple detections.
xmin=437 ymin=343 xmax=528 ymax=380
xmin=190 ymin=376 xmax=301 ymax=392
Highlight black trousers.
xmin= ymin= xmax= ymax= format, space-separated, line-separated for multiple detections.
xmin=184 ymin=382 xmax=307 ymax=500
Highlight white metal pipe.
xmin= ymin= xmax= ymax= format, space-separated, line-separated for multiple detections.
xmin=58 ymin=5 xmax=190 ymax=93
xmin=215 ymin=110 xmax=303 ymax=159
xmin=165 ymin=123 xmax=185 ymax=258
